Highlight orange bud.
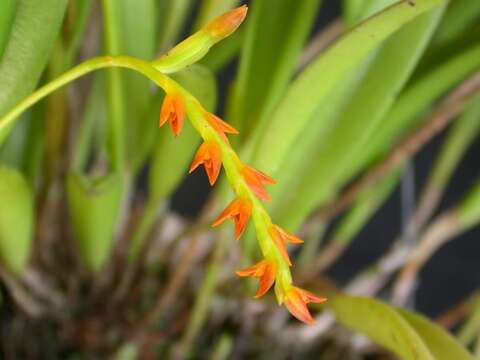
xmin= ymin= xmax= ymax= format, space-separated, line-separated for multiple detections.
xmin=242 ymin=165 xmax=276 ymax=202
xmin=269 ymin=225 xmax=304 ymax=266
xmin=212 ymin=198 xmax=252 ymax=240
xmin=189 ymin=142 xmax=222 ymax=185
xmin=204 ymin=5 xmax=248 ymax=40
xmin=159 ymin=94 xmax=185 ymax=136
xmin=236 ymin=260 xmax=276 ymax=298
xmin=283 ymin=286 xmax=327 ymax=325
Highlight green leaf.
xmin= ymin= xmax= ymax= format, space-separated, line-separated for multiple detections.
xmin=249 ymin=0 xmax=446 ymax=182
xmin=157 ymin=0 xmax=194 ymax=50
xmin=0 ymin=165 xmax=33 ymax=274
xmin=434 ymin=0 xmax=480 ymax=45
xmin=0 ymin=0 xmax=17 ymax=59
xmin=67 ymin=172 xmax=123 ymax=271
xmin=268 ymin=4 xmax=445 ymax=230
xmin=397 ymin=308 xmax=474 ymax=360
xmin=330 ymin=295 xmax=435 ymax=360
xmin=0 ymin=0 xmax=68 ymax=143
xmin=229 ymin=0 xmax=322 ymax=138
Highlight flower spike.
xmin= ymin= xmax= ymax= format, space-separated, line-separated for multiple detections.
xmin=207 ymin=113 xmax=239 ymax=143
xmin=204 ymin=5 xmax=248 ymax=40
xmin=189 ymin=142 xmax=222 ymax=185
xmin=236 ymin=260 xmax=276 ymax=298
xmin=212 ymin=198 xmax=252 ymax=240
xmin=283 ymin=286 xmax=327 ymax=325
xmin=159 ymin=94 xmax=185 ymax=136
xmin=269 ymin=225 xmax=304 ymax=266
xmin=242 ymin=165 xmax=276 ymax=201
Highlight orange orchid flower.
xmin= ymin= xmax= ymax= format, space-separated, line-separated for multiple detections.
xmin=236 ymin=260 xmax=276 ymax=298
xmin=269 ymin=225 xmax=304 ymax=266
xmin=189 ymin=142 xmax=222 ymax=185
xmin=242 ymin=165 xmax=276 ymax=201
xmin=206 ymin=113 xmax=239 ymax=143
xmin=204 ymin=5 xmax=248 ymax=40
xmin=159 ymin=94 xmax=185 ymax=136
xmin=283 ymin=286 xmax=327 ymax=325
xmin=212 ymin=198 xmax=252 ymax=240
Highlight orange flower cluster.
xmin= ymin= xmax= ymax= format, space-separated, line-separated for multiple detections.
xmin=158 ymin=5 xmax=326 ymax=325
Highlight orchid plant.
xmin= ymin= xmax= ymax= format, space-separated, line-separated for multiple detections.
xmin=0 ymin=0 xmax=479 ymax=358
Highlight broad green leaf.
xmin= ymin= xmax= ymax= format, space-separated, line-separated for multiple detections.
xmin=269 ymin=4 xmax=445 ymax=230
xmin=0 ymin=0 xmax=17 ymax=59
xmin=248 ymin=0 xmax=446 ymax=182
xmin=149 ymin=64 xmax=217 ymax=201
xmin=329 ymin=295 xmax=435 ymax=360
xmin=434 ymin=0 xmax=480 ymax=45
xmin=67 ymin=172 xmax=123 ymax=271
xmin=157 ymin=0 xmax=194 ymax=50
xmin=397 ymin=308 xmax=474 ymax=360
xmin=0 ymin=0 xmax=68 ymax=143
xmin=229 ymin=0 xmax=322 ymax=138
xmin=0 ymin=165 xmax=33 ymax=274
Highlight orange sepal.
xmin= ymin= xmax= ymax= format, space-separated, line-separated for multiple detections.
xmin=159 ymin=94 xmax=185 ymax=136
xmin=206 ymin=113 xmax=239 ymax=143
xmin=283 ymin=286 xmax=327 ymax=325
xmin=189 ymin=142 xmax=222 ymax=185
xmin=212 ymin=198 xmax=252 ymax=240
xmin=242 ymin=165 xmax=276 ymax=202
xmin=204 ymin=5 xmax=248 ymax=40
xmin=269 ymin=225 xmax=304 ymax=265
xmin=236 ymin=260 xmax=276 ymax=298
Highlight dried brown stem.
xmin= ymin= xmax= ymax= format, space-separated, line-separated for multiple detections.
xmin=302 ymin=71 xmax=480 ymax=232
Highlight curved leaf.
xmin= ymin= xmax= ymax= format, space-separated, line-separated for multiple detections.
xmin=0 ymin=0 xmax=17 ymax=59
xmin=0 ymin=165 xmax=33 ymax=274
xmin=397 ymin=308 xmax=474 ymax=360
xmin=330 ymin=295 xmax=435 ymax=360
xmin=67 ymin=172 xmax=123 ymax=271
xmin=0 ymin=0 xmax=68 ymax=143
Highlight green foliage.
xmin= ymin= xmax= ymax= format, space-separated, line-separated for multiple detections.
xmin=330 ymin=295 xmax=473 ymax=360
xmin=67 ymin=172 xmax=124 ymax=271
xmin=0 ymin=166 xmax=33 ymax=274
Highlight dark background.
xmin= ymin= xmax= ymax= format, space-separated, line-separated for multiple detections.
xmin=171 ymin=1 xmax=480 ymax=318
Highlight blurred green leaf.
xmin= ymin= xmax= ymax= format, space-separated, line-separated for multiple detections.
xmin=434 ymin=0 xmax=480 ymax=45
xmin=229 ymin=0 xmax=322 ymax=138
xmin=157 ymin=0 xmax=194 ymax=50
xmin=0 ymin=0 xmax=68 ymax=143
xmin=397 ymin=308 xmax=474 ymax=360
xmin=249 ymin=0 xmax=446 ymax=185
xmin=330 ymin=295 xmax=473 ymax=360
xmin=199 ymin=29 xmax=242 ymax=72
xmin=67 ymin=172 xmax=123 ymax=271
xmin=0 ymin=165 xmax=33 ymax=274
xmin=269 ymin=4 xmax=445 ymax=230
xmin=0 ymin=0 xmax=17 ymax=59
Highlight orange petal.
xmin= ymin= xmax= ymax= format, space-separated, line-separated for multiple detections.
xmin=204 ymin=5 xmax=248 ymax=40
xmin=284 ymin=291 xmax=315 ymax=325
xmin=269 ymin=226 xmax=292 ymax=266
xmin=189 ymin=142 xmax=222 ymax=185
xmin=242 ymin=165 xmax=275 ymax=202
xmin=212 ymin=198 xmax=252 ymax=240
xmin=236 ymin=260 xmax=276 ymax=298
xmin=159 ymin=94 xmax=185 ymax=136
xmin=208 ymin=113 xmax=239 ymax=134
xmin=274 ymin=225 xmax=304 ymax=244
xmin=284 ymin=286 xmax=327 ymax=325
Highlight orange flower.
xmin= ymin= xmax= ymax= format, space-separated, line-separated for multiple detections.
xmin=204 ymin=5 xmax=248 ymax=40
xmin=159 ymin=94 xmax=185 ymax=136
xmin=236 ymin=260 xmax=276 ymax=298
xmin=212 ymin=198 xmax=252 ymax=240
xmin=242 ymin=165 xmax=276 ymax=201
xmin=283 ymin=286 xmax=327 ymax=325
xmin=189 ymin=142 xmax=222 ymax=185
xmin=206 ymin=113 xmax=239 ymax=143
xmin=269 ymin=225 xmax=304 ymax=266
